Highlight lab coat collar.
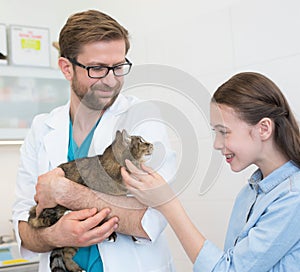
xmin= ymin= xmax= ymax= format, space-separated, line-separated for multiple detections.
xmin=42 ymin=94 xmax=137 ymax=168
xmin=90 ymin=94 xmax=139 ymax=155
xmin=106 ymin=93 xmax=135 ymax=116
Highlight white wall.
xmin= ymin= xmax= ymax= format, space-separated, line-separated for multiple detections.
xmin=1 ymin=0 xmax=300 ymax=271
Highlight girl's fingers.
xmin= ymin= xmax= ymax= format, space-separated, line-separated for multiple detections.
xmin=121 ymin=167 xmax=142 ymax=189
xmin=125 ymin=160 xmax=155 ymax=182
xmin=125 ymin=159 xmax=145 ymax=176
xmin=140 ymin=163 xmax=162 ymax=180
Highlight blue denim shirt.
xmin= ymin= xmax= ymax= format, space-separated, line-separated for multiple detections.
xmin=194 ymin=161 xmax=300 ymax=272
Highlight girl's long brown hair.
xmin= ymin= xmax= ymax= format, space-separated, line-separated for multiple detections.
xmin=212 ymin=72 xmax=300 ymax=167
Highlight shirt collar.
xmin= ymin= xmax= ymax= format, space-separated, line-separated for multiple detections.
xmin=248 ymin=161 xmax=299 ymax=193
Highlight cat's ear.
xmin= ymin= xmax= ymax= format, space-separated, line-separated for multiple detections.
xmin=122 ymin=129 xmax=131 ymax=144
xmin=122 ymin=129 xmax=129 ymax=138
xmin=115 ymin=130 xmax=122 ymax=140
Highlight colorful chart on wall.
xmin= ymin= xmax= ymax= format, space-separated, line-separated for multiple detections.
xmin=9 ymin=25 xmax=50 ymax=67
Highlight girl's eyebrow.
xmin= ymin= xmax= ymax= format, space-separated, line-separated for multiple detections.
xmin=210 ymin=124 xmax=228 ymax=129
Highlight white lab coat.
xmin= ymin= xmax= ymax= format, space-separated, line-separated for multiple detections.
xmin=12 ymin=94 xmax=177 ymax=272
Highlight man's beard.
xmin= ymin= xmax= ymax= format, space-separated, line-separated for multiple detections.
xmin=71 ymin=74 xmax=122 ymax=111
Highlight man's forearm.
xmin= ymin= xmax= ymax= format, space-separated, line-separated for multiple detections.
xmin=95 ymin=192 xmax=149 ymax=238
xmin=19 ymin=221 xmax=55 ymax=252
xmin=56 ymin=181 xmax=149 ymax=238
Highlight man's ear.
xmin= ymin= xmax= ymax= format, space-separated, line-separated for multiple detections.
xmin=58 ymin=57 xmax=73 ymax=81
xmin=258 ymin=117 xmax=273 ymax=141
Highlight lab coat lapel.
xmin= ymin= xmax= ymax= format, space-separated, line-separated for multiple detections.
xmin=89 ymin=94 xmax=133 ymax=156
xmin=44 ymin=104 xmax=70 ymax=168
xmin=42 ymin=95 xmax=132 ymax=165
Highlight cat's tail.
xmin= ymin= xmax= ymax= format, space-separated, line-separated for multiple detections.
xmin=50 ymin=248 xmax=67 ymax=272
xmin=50 ymin=247 xmax=81 ymax=272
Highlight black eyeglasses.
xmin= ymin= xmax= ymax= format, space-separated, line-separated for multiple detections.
xmin=67 ymin=57 xmax=132 ymax=79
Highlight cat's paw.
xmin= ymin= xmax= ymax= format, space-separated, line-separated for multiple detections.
xmin=107 ymin=232 xmax=117 ymax=242
xmin=65 ymin=261 xmax=82 ymax=272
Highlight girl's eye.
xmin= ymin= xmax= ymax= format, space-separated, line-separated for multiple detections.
xmin=212 ymin=128 xmax=228 ymax=136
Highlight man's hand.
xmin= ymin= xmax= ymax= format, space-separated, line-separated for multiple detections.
xmin=20 ymin=208 xmax=119 ymax=252
xmin=34 ymin=167 xmax=68 ymax=217
xmin=49 ymin=208 xmax=119 ymax=248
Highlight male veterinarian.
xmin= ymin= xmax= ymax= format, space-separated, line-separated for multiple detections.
xmin=12 ymin=10 xmax=176 ymax=272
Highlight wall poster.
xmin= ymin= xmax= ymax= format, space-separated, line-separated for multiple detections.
xmin=9 ymin=25 xmax=50 ymax=67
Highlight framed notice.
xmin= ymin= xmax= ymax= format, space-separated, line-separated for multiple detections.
xmin=0 ymin=24 xmax=8 ymax=65
xmin=9 ymin=25 xmax=50 ymax=67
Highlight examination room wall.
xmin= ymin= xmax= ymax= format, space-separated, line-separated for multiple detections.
xmin=1 ymin=0 xmax=300 ymax=270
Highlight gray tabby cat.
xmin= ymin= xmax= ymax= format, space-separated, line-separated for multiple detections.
xmin=28 ymin=129 xmax=153 ymax=272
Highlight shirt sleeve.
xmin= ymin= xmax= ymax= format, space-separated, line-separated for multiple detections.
xmin=193 ymin=240 xmax=224 ymax=271
xmin=193 ymin=183 xmax=300 ymax=272
xmin=132 ymin=208 xmax=168 ymax=244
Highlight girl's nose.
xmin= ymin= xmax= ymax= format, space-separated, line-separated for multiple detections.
xmin=213 ymin=134 xmax=224 ymax=151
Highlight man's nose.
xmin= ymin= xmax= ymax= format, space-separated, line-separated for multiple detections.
xmin=101 ymin=69 xmax=118 ymax=87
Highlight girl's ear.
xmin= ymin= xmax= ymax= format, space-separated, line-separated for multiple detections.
xmin=58 ymin=57 xmax=73 ymax=81
xmin=258 ymin=117 xmax=273 ymax=141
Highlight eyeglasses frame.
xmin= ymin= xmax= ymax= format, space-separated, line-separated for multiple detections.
xmin=67 ymin=57 xmax=132 ymax=79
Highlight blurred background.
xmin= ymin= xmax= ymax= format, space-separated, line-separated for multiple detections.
xmin=1 ymin=0 xmax=300 ymax=270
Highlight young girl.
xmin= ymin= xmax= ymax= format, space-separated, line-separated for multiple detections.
xmin=122 ymin=72 xmax=300 ymax=271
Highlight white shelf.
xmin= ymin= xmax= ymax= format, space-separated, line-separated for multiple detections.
xmin=0 ymin=65 xmax=64 ymax=79
xmin=0 ymin=66 xmax=69 ymax=140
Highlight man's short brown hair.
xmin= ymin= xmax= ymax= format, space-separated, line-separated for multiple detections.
xmin=59 ymin=10 xmax=130 ymax=59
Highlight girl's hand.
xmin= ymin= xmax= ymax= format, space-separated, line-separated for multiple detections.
xmin=121 ymin=160 xmax=175 ymax=208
